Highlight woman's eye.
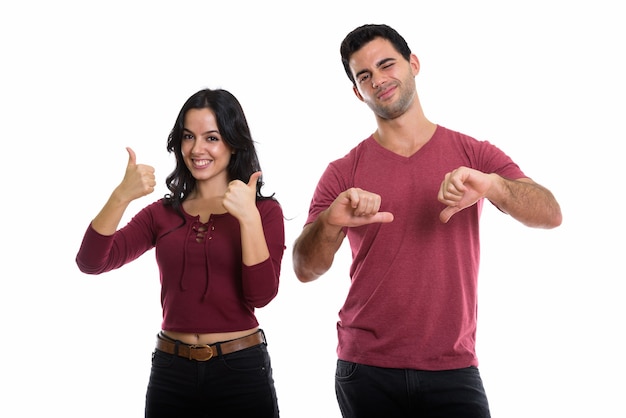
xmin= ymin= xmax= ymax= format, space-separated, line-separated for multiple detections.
xmin=182 ymin=134 xmax=193 ymax=140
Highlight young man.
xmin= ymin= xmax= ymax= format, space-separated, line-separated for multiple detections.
xmin=292 ymin=24 xmax=562 ymax=418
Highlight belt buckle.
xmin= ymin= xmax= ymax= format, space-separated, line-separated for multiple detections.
xmin=188 ymin=344 xmax=214 ymax=361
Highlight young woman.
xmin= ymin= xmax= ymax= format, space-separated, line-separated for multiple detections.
xmin=77 ymin=88 xmax=285 ymax=417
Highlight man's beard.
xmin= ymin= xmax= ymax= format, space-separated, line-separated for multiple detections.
xmin=369 ymin=87 xmax=416 ymax=120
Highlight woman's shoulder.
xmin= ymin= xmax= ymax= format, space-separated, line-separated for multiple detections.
xmin=138 ymin=197 xmax=184 ymax=219
xmin=143 ymin=197 xmax=171 ymax=212
xmin=256 ymin=197 xmax=283 ymax=215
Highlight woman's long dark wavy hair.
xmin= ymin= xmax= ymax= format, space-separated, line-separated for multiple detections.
xmin=164 ymin=88 xmax=274 ymax=213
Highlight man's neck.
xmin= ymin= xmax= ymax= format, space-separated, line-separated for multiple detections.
xmin=373 ymin=111 xmax=437 ymax=157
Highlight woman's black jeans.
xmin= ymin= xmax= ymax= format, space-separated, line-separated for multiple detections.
xmin=145 ymin=340 xmax=279 ymax=417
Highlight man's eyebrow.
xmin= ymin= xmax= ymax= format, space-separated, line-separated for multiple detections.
xmin=376 ymin=57 xmax=396 ymax=68
xmin=355 ymin=68 xmax=370 ymax=80
xmin=354 ymin=57 xmax=397 ymax=79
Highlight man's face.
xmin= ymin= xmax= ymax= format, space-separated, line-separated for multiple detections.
xmin=349 ymin=37 xmax=419 ymax=120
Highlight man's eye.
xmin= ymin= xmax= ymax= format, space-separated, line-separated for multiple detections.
xmin=358 ymin=74 xmax=370 ymax=83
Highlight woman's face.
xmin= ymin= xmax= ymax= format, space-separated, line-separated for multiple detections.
xmin=181 ymin=108 xmax=233 ymax=184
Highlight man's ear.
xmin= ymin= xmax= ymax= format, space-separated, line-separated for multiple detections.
xmin=410 ymin=53 xmax=420 ymax=76
xmin=353 ymin=85 xmax=365 ymax=102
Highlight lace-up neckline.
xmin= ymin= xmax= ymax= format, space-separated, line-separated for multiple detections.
xmin=192 ymin=223 xmax=209 ymax=243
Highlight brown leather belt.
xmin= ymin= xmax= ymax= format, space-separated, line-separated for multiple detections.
xmin=156 ymin=330 xmax=265 ymax=361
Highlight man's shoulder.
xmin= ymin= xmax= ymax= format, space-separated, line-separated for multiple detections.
xmin=330 ymin=135 xmax=374 ymax=164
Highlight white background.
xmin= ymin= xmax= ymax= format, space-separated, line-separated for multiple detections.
xmin=1 ymin=1 xmax=624 ymax=417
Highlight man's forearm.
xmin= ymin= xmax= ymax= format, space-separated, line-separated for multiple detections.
xmin=292 ymin=214 xmax=345 ymax=282
xmin=492 ymin=177 xmax=562 ymax=229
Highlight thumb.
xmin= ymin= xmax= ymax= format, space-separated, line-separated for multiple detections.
xmin=247 ymin=171 xmax=262 ymax=189
xmin=126 ymin=147 xmax=137 ymax=167
xmin=439 ymin=206 xmax=460 ymax=223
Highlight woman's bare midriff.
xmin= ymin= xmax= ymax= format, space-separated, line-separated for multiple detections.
xmin=162 ymin=326 xmax=259 ymax=345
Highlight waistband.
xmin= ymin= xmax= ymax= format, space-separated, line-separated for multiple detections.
xmin=155 ymin=330 xmax=266 ymax=361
